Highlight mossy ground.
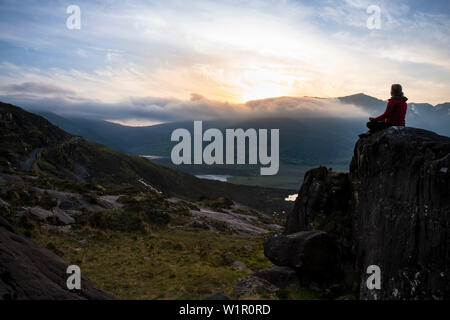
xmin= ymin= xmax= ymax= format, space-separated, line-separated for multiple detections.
xmin=1 ymin=175 xmax=321 ymax=300
xmin=32 ymin=225 xmax=271 ymax=299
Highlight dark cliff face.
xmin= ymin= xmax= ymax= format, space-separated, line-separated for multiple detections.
xmin=269 ymin=127 xmax=449 ymax=299
xmin=351 ymin=127 xmax=450 ymax=300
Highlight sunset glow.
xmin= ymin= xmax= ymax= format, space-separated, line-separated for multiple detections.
xmin=0 ymin=0 xmax=449 ymax=122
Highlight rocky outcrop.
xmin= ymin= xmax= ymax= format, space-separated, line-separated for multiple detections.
xmin=264 ymin=167 xmax=355 ymax=291
xmin=0 ymin=217 xmax=116 ymax=300
xmin=351 ymin=127 xmax=450 ymax=299
xmin=284 ymin=166 xmax=351 ymax=235
xmin=16 ymin=206 xmax=75 ymax=225
xmin=275 ymin=127 xmax=450 ymax=299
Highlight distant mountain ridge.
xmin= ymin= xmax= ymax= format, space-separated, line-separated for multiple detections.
xmin=27 ymin=94 xmax=449 ymax=181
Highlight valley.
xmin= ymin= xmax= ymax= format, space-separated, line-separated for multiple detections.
xmin=0 ymin=102 xmax=305 ymax=299
xmin=1 ymin=98 xmax=449 ymax=300
xmin=30 ymin=93 xmax=450 ymax=190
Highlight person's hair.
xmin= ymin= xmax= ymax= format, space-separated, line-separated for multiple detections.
xmin=391 ymin=84 xmax=404 ymax=97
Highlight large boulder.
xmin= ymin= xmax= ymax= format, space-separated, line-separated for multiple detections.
xmin=0 ymin=217 xmax=115 ymax=300
xmin=264 ymin=231 xmax=338 ymax=281
xmin=351 ymin=127 xmax=450 ymax=299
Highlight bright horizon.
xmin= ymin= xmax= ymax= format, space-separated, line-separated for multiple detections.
xmin=0 ymin=0 xmax=449 ymax=124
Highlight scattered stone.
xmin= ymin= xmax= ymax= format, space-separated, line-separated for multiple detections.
xmin=253 ymin=265 xmax=298 ymax=289
xmin=186 ymin=220 xmax=211 ymax=230
xmin=232 ymin=275 xmax=279 ymax=298
xmin=224 ymin=252 xmax=251 ymax=272
xmin=52 ymin=207 xmax=75 ymax=225
xmin=59 ymin=199 xmax=81 ymax=211
xmin=26 ymin=206 xmax=53 ymax=219
xmin=17 ymin=206 xmax=75 ymax=225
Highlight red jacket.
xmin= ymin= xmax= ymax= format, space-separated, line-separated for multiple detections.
xmin=373 ymin=97 xmax=408 ymax=126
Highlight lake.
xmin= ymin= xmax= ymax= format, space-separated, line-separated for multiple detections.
xmin=195 ymin=175 xmax=232 ymax=182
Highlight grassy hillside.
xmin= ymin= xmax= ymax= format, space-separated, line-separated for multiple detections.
xmin=33 ymin=110 xmax=362 ymax=189
xmin=0 ymin=102 xmax=71 ymax=168
xmin=0 ymin=169 xmax=319 ymax=300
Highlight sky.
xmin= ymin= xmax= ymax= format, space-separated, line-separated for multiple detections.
xmin=0 ymin=0 xmax=449 ymax=125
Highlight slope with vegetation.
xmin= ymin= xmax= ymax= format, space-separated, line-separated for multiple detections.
xmin=0 ymin=102 xmax=298 ymax=299
xmin=31 ymin=94 xmax=450 ymax=190
xmin=1 ymin=102 xmax=292 ymax=214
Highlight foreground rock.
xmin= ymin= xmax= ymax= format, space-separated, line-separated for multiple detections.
xmin=264 ymin=231 xmax=338 ymax=282
xmin=279 ymin=127 xmax=450 ymax=299
xmin=0 ymin=217 xmax=115 ymax=300
xmin=351 ymin=127 xmax=450 ymax=299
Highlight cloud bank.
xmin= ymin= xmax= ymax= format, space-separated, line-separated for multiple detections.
xmin=0 ymin=81 xmax=368 ymax=125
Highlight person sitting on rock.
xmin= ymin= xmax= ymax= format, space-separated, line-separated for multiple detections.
xmin=359 ymin=84 xmax=408 ymax=138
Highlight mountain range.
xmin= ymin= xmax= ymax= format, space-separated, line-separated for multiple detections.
xmin=26 ymin=93 xmax=449 ymax=189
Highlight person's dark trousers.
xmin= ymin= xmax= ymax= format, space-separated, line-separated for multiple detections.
xmin=366 ymin=121 xmax=391 ymax=133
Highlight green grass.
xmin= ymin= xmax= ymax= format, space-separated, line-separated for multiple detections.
xmin=0 ymin=171 xmax=321 ymax=300
xmin=34 ymin=225 xmax=271 ymax=300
